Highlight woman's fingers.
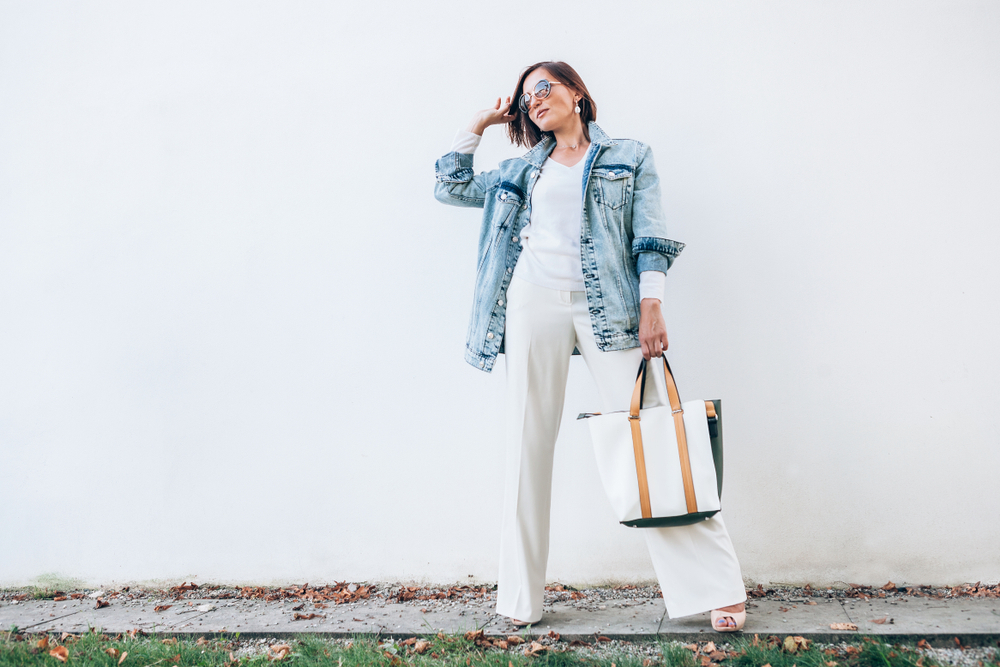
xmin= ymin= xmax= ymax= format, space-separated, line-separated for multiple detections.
xmin=641 ymin=332 xmax=667 ymax=358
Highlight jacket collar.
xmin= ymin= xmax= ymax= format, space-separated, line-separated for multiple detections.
xmin=521 ymin=120 xmax=616 ymax=168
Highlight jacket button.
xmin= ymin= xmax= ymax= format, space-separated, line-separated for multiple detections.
xmin=512 ymin=235 xmax=518 ymax=242
xmin=498 ymin=299 xmax=504 ymax=306
xmin=500 ymin=192 xmax=507 ymax=200
xmin=479 ymin=360 xmax=485 ymax=367
xmin=487 ymin=332 xmax=494 ymax=339
xmin=507 ymin=267 xmax=512 ymax=273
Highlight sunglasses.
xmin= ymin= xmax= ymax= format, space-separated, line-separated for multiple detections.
xmin=518 ymin=79 xmax=566 ymax=114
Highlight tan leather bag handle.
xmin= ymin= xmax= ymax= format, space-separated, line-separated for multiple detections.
xmin=627 ymin=357 xmax=698 ymax=518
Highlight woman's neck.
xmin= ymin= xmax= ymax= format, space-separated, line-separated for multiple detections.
xmin=551 ymin=118 xmax=588 ymax=151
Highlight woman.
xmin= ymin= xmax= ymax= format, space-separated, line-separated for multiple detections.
xmin=433 ymin=61 xmax=747 ymax=632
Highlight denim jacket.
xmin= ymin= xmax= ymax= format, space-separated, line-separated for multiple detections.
xmin=434 ymin=120 xmax=685 ymax=372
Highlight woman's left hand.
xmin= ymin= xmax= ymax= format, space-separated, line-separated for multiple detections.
xmin=639 ymin=299 xmax=669 ymax=360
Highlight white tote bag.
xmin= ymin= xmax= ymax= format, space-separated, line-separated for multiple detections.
xmin=580 ymin=356 xmax=724 ymax=527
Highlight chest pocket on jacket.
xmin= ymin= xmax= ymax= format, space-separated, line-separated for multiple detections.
xmin=493 ymin=184 xmax=524 ymax=227
xmin=592 ymin=166 xmax=633 ymax=211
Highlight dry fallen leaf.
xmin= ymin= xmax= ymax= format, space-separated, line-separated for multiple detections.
xmin=293 ymin=613 xmax=324 ymax=620
xmin=464 ymin=629 xmax=484 ymax=641
xmin=523 ymin=641 xmax=548 ymax=657
xmin=547 ymin=630 xmax=561 ymax=641
xmin=119 ymin=651 xmax=129 ymax=665
xmin=49 ymin=646 xmax=69 ymax=662
xmin=830 ymin=623 xmax=858 ymax=631
xmin=506 ymin=635 xmax=524 ymax=645
xmin=154 ymin=605 xmax=172 ymax=613
xmin=106 ymin=648 xmax=121 ymax=658
xmin=36 ymin=636 xmax=50 ymax=650
xmin=53 ymin=596 xmax=68 ymax=602
xmin=162 ymin=638 xmax=178 ymax=645
xmin=269 ymin=644 xmax=292 ymax=661
xmin=871 ymin=616 xmax=889 ymax=625
xmin=806 ymin=601 xmax=818 ymax=605
xmin=414 ymin=640 xmax=431 ymax=654
xmin=704 ymin=641 xmax=717 ymax=653
xmin=95 ymin=598 xmax=110 ymax=609
xmin=784 ymin=636 xmax=811 ymax=653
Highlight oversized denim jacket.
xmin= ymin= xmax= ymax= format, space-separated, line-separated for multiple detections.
xmin=434 ymin=120 xmax=685 ymax=372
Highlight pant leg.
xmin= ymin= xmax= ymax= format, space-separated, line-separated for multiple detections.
xmin=496 ymin=277 xmax=577 ymax=623
xmin=569 ymin=290 xmax=747 ymax=619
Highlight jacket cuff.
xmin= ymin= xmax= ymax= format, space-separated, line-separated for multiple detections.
xmin=434 ymin=151 xmax=476 ymax=183
xmin=632 ymin=237 xmax=685 ymax=274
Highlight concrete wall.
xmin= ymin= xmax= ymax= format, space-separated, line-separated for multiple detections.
xmin=2 ymin=1 xmax=998 ymax=589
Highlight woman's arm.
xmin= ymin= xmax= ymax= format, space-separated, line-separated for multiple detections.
xmin=433 ymin=97 xmax=515 ymax=209
xmin=631 ymin=145 xmax=684 ymax=359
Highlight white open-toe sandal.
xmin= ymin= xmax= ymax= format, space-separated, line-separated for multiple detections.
xmin=711 ymin=608 xmax=746 ymax=632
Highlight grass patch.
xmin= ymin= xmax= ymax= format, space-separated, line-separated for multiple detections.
xmin=0 ymin=630 xmax=994 ymax=667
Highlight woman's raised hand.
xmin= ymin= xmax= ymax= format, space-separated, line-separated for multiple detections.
xmin=465 ymin=96 xmax=515 ymax=136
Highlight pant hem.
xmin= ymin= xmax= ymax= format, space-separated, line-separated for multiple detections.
xmin=664 ymin=591 xmax=748 ymax=620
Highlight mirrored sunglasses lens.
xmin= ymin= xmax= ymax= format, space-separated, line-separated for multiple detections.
xmin=519 ymin=94 xmax=530 ymax=113
xmin=535 ymin=80 xmax=551 ymax=99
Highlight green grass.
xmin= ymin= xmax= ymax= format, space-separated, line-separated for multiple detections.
xmin=0 ymin=629 xmax=995 ymax=667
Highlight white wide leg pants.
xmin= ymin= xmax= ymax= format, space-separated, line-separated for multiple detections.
xmin=495 ymin=276 xmax=747 ymax=623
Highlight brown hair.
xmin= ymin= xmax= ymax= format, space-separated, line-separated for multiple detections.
xmin=505 ymin=61 xmax=597 ymax=149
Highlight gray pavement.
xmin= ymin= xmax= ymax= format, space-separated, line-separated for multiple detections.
xmin=2 ymin=587 xmax=998 ymax=646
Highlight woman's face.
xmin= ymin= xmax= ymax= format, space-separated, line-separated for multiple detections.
xmin=522 ymin=68 xmax=580 ymax=133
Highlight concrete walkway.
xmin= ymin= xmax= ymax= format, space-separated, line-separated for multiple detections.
xmin=3 ymin=587 xmax=998 ymax=646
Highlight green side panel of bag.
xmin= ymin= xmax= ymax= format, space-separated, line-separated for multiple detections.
xmin=711 ymin=399 xmax=723 ymax=498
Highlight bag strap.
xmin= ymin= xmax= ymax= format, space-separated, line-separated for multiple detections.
xmin=628 ymin=357 xmax=699 ymax=518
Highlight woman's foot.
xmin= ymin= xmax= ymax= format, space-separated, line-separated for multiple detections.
xmin=711 ymin=602 xmax=746 ymax=632
xmin=508 ymin=616 xmax=535 ymax=627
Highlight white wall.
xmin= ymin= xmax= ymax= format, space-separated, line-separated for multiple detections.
xmin=2 ymin=1 xmax=998 ymax=589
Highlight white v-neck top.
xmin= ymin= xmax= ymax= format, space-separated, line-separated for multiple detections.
xmin=514 ymin=155 xmax=587 ymax=291
xmin=448 ymin=129 xmax=665 ymax=300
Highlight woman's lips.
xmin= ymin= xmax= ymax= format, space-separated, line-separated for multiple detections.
xmin=537 ymin=108 xmax=548 ymax=119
